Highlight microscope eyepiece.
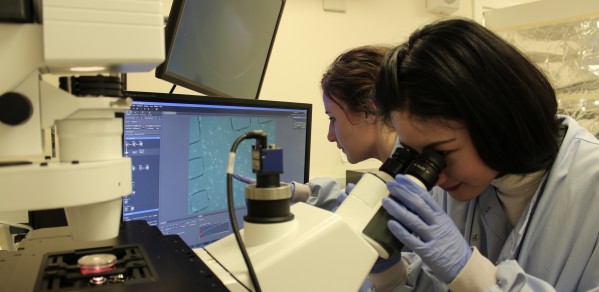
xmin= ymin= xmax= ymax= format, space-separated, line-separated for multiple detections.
xmin=403 ymin=148 xmax=446 ymax=191
xmin=379 ymin=147 xmax=418 ymax=177
xmin=360 ymin=146 xmax=446 ymax=259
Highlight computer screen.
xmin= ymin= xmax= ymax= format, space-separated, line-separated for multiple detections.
xmin=155 ymin=0 xmax=286 ymax=99
xmin=122 ymin=91 xmax=311 ymax=248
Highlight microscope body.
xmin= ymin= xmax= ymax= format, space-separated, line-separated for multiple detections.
xmin=195 ymin=133 xmax=379 ymax=291
xmin=0 ymin=0 xmax=165 ymax=246
xmin=196 ymin=203 xmax=379 ymax=291
xmin=196 ymin=142 xmax=444 ymax=291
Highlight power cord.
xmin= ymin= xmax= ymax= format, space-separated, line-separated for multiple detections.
xmin=227 ymin=131 xmax=264 ymax=292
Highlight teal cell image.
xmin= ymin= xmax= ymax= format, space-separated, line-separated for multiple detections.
xmin=188 ymin=116 xmax=275 ymax=215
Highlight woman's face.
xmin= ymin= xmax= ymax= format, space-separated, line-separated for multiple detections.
xmin=323 ymin=94 xmax=378 ymax=163
xmin=391 ymin=111 xmax=498 ymax=201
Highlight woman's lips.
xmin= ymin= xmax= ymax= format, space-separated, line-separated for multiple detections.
xmin=444 ymin=182 xmax=462 ymax=192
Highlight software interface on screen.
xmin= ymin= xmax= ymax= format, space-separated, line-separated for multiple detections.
xmin=123 ymin=98 xmax=309 ymax=248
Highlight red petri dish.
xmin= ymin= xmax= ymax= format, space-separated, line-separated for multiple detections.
xmin=77 ymin=253 xmax=117 ymax=275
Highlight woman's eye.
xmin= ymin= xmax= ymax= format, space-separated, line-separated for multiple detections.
xmin=436 ymin=150 xmax=449 ymax=157
xmin=328 ymin=116 xmax=336 ymax=122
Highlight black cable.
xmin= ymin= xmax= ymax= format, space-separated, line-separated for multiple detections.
xmin=169 ymin=84 xmax=176 ymax=94
xmin=228 ymin=131 xmax=264 ymax=292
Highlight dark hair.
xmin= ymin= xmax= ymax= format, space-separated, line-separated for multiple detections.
xmin=322 ymin=45 xmax=392 ymax=127
xmin=375 ymin=18 xmax=559 ymax=174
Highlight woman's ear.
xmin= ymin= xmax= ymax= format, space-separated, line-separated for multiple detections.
xmin=365 ymin=112 xmax=378 ymax=124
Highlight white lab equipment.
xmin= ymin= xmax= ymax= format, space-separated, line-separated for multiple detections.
xmin=2 ymin=1 xmax=447 ymax=290
xmin=195 ymin=133 xmax=445 ymax=291
xmin=0 ymin=0 xmax=165 ymax=248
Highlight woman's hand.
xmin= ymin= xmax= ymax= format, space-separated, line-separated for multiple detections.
xmin=382 ymin=174 xmax=472 ymax=283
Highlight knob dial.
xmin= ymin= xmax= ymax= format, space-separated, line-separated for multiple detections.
xmin=0 ymin=92 xmax=33 ymax=126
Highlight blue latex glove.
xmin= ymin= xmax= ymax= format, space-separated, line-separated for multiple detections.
xmin=332 ymin=183 xmax=354 ymax=211
xmin=337 ymin=183 xmax=354 ymax=205
xmin=382 ymin=175 xmax=472 ymax=283
xmin=345 ymin=182 xmax=355 ymax=194
xmin=232 ymin=173 xmax=295 ymax=194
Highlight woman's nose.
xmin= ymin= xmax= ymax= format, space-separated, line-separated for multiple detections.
xmin=435 ymin=171 xmax=448 ymax=187
xmin=327 ymin=125 xmax=336 ymax=142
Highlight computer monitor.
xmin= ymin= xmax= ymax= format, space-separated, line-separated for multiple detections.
xmin=155 ymin=0 xmax=286 ymax=99
xmin=122 ymin=91 xmax=311 ymax=248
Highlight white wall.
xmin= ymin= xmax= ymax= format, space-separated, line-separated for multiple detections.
xmin=126 ymin=0 xmax=474 ymax=182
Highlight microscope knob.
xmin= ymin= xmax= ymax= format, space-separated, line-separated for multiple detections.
xmin=0 ymin=92 xmax=33 ymax=126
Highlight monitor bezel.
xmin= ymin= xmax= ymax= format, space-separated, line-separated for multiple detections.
xmin=154 ymin=0 xmax=286 ymax=100
xmin=124 ymin=90 xmax=311 ymax=183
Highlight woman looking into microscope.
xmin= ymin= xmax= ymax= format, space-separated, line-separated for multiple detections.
xmin=369 ymin=18 xmax=599 ymax=291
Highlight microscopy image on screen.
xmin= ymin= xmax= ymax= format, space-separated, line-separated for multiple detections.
xmin=187 ymin=116 xmax=275 ymax=214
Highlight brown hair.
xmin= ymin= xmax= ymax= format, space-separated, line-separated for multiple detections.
xmin=321 ymin=45 xmax=392 ymax=127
